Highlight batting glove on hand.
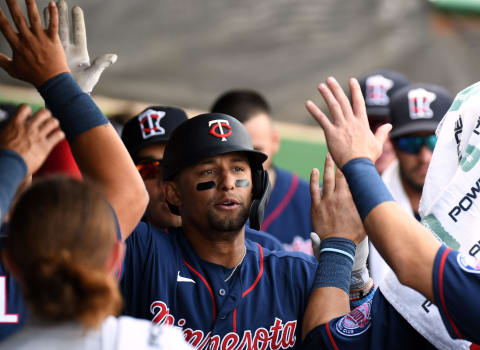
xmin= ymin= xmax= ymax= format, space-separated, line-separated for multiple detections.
xmin=46 ymin=0 xmax=117 ymax=94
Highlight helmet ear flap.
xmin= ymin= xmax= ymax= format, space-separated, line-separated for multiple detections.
xmin=249 ymin=169 xmax=271 ymax=230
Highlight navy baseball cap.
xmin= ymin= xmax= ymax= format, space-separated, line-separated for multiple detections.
xmin=389 ymin=83 xmax=453 ymax=139
xmin=121 ymin=106 xmax=188 ymax=159
xmin=358 ymin=70 xmax=410 ymax=120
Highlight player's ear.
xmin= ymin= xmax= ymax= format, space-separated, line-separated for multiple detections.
xmin=164 ymin=180 xmax=182 ymax=207
xmin=271 ymin=127 xmax=280 ymax=156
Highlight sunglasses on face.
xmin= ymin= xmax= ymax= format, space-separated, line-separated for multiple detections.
xmin=395 ymin=135 xmax=437 ymax=154
xmin=136 ymin=160 xmax=162 ymax=180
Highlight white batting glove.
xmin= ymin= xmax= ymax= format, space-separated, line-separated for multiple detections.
xmin=45 ymin=0 xmax=117 ymax=94
xmin=350 ymin=237 xmax=370 ymax=290
xmin=310 ymin=233 xmax=370 ymax=290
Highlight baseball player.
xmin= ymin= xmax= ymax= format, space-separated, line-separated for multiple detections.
xmin=0 ymin=177 xmax=193 ymax=350
xmin=120 ymin=113 xmax=320 ymax=349
xmin=302 ymin=76 xmax=480 ymax=347
xmin=0 ymin=0 xmax=147 ymax=340
xmin=357 ymin=70 xmax=409 ymax=174
xmin=211 ymin=91 xmax=313 ymax=254
xmin=121 ymin=107 xmax=284 ymax=251
xmin=0 ymin=105 xmax=64 ymax=341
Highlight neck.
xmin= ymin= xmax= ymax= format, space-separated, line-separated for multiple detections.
xmin=400 ymin=177 xmax=422 ymax=213
xmin=182 ymin=223 xmax=246 ymax=268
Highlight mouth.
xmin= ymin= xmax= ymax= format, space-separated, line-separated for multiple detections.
xmin=215 ymin=198 xmax=240 ymax=210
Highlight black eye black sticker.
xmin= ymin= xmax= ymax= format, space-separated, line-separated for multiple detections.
xmin=196 ymin=181 xmax=216 ymax=191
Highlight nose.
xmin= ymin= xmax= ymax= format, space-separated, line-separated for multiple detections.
xmin=218 ymin=171 xmax=236 ymax=191
xmin=417 ymin=145 xmax=433 ymax=163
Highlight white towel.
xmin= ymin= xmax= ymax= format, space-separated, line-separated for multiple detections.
xmin=379 ymin=81 xmax=480 ymax=349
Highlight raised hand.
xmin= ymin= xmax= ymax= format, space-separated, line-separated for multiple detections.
xmin=49 ymin=0 xmax=117 ymax=94
xmin=310 ymin=153 xmax=365 ymax=245
xmin=0 ymin=105 xmax=64 ymax=175
xmin=0 ymin=0 xmax=69 ymax=87
xmin=306 ymin=77 xmax=392 ymax=169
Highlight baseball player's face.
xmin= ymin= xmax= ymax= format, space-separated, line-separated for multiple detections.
xmin=243 ymin=113 xmax=279 ymax=171
xmin=174 ymin=152 xmax=253 ymax=236
xmin=394 ymin=132 xmax=434 ymax=193
xmin=136 ymin=143 xmax=182 ymax=229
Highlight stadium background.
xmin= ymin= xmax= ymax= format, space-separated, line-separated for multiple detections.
xmin=1 ymin=0 xmax=479 ymax=179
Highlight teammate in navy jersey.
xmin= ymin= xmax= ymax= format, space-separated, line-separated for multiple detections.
xmin=0 ymin=0 xmax=147 ymax=340
xmin=211 ymin=90 xmax=313 ymax=254
xmin=120 ymin=113 xmax=319 ymax=349
xmin=121 ymin=109 xmax=284 ymax=251
xmin=0 ymin=105 xmax=63 ymax=341
xmin=302 ymin=76 xmax=480 ymax=347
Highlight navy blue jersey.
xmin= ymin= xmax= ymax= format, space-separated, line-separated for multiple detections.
xmin=244 ymin=226 xmax=284 ymax=251
xmin=0 ymin=228 xmax=28 ymax=342
xmin=303 ymin=289 xmax=435 ymax=350
xmin=120 ymin=222 xmax=317 ymax=349
xmin=261 ymin=167 xmax=313 ymax=254
xmin=433 ymin=245 xmax=480 ymax=344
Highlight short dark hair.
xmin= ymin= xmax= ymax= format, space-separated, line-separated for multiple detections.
xmin=210 ymin=90 xmax=271 ymax=123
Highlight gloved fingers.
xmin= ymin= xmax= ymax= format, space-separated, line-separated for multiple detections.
xmin=57 ymin=0 xmax=70 ymax=48
xmin=310 ymin=232 xmax=321 ymax=260
xmin=71 ymin=6 xmax=86 ymax=49
xmin=90 ymin=53 xmax=118 ymax=71
xmin=352 ymin=236 xmax=369 ymax=271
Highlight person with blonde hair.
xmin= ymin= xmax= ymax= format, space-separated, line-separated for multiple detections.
xmin=0 ymin=176 xmax=191 ymax=349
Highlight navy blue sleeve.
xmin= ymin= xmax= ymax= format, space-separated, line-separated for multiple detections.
xmin=0 ymin=150 xmax=27 ymax=223
xmin=38 ymin=73 xmax=109 ymax=143
xmin=245 ymin=226 xmax=285 ymax=251
xmin=432 ymin=245 xmax=480 ymax=344
xmin=302 ymin=290 xmax=434 ymax=350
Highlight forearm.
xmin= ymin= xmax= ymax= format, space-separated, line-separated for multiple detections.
xmin=38 ymin=73 xmax=148 ymax=238
xmin=302 ymin=287 xmax=349 ymax=340
xmin=302 ymin=238 xmax=355 ymax=340
xmin=364 ymin=202 xmax=440 ymax=300
xmin=343 ymin=158 xmax=440 ymax=300
xmin=0 ymin=150 xmax=27 ymax=223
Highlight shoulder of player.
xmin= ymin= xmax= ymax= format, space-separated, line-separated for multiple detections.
xmin=245 ymin=239 xmax=317 ymax=267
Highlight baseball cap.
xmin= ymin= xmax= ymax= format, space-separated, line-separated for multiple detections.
xmin=358 ymin=70 xmax=410 ymax=120
xmin=389 ymin=83 xmax=452 ymax=139
xmin=121 ymin=106 xmax=188 ymax=159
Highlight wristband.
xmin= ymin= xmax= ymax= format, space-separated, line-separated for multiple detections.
xmin=38 ymin=73 xmax=109 ymax=143
xmin=313 ymin=237 xmax=356 ymax=294
xmin=0 ymin=149 xmax=27 ymax=222
xmin=342 ymin=158 xmax=394 ymax=220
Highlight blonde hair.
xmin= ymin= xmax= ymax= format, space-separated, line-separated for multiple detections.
xmin=7 ymin=176 xmax=122 ymax=329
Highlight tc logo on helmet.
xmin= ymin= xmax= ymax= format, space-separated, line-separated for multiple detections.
xmin=365 ymin=75 xmax=394 ymax=106
xmin=209 ymin=119 xmax=232 ymax=141
xmin=138 ymin=109 xmax=166 ymax=139
xmin=408 ymin=88 xmax=436 ymax=120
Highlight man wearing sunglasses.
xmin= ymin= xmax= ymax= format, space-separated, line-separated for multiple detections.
xmin=122 ymin=106 xmax=189 ymax=230
xmin=368 ymin=83 xmax=453 ymax=285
